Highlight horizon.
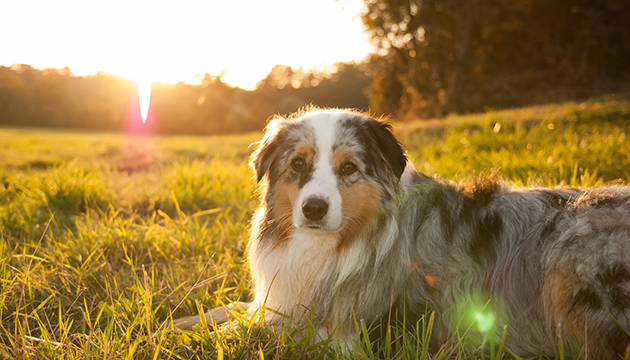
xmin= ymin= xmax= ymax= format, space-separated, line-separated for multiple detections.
xmin=1 ymin=61 xmax=362 ymax=91
xmin=0 ymin=0 xmax=373 ymax=90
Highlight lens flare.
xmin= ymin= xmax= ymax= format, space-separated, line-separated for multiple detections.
xmin=473 ymin=309 xmax=496 ymax=333
xmin=451 ymin=292 xmax=506 ymax=337
xmin=137 ymin=80 xmax=152 ymax=124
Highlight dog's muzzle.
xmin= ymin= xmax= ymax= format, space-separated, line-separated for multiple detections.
xmin=302 ymin=198 xmax=329 ymax=221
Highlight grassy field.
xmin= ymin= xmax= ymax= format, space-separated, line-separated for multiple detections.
xmin=1 ymin=93 xmax=630 ymax=359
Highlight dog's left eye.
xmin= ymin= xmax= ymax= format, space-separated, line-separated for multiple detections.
xmin=292 ymin=158 xmax=305 ymax=171
xmin=341 ymin=162 xmax=357 ymax=174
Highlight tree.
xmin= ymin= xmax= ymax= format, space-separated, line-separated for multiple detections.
xmin=362 ymin=0 xmax=630 ymax=117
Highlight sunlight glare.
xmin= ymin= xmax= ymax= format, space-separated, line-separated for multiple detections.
xmin=0 ymin=1 xmax=373 ymax=90
xmin=137 ymin=79 xmax=152 ymax=124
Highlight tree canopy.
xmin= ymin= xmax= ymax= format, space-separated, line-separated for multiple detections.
xmin=362 ymin=0 xmax=630 ymax=116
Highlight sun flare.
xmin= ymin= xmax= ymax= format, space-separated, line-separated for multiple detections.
xmin=136 ymin=79 xmax=152 ymax=124
xmin=0 ymin=1 xmax=372 ymax=91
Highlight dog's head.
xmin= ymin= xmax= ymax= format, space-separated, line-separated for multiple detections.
xmin=251 ymin=108 xmax=407 ymax=238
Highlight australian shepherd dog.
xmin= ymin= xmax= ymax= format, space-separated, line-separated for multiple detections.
xmin=174 ymin=108 xmax=630 ymax=358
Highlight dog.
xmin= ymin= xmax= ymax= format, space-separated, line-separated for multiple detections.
xmin=174 ymin=108 xmax=630 ymax=358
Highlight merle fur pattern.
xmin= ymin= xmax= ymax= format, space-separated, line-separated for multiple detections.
xmin=175 ymin=108 xmax=630 ymax=358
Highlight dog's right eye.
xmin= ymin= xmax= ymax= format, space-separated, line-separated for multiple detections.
xmin=291 ymin=158 xmax=305 ymax=171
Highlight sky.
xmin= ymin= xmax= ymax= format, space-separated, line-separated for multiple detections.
xmin=0 ymin=0 xmax=374 ymax=90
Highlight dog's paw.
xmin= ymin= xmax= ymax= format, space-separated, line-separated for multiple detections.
xmin=169 ymin=301 xmax=251 ymax=331
xmin=171 ymin=315 xmax=204 ymax=331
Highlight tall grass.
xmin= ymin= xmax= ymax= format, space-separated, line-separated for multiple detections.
xmin=1 ymin=94 xmax=629 ymax=359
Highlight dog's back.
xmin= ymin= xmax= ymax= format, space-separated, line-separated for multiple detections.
xmin=381 ymin=179 xmax=630 ymax=357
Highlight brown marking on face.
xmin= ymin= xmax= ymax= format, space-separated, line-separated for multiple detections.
xmin=336 ymin=180 xmax=382 ymax=251
xmin=332 ymin=148 xmax=353 ymax=168
xmin=270 ymin=179 xmax=300 ymax=248
xmin=295 ymin=143 xmax=314 ymax=163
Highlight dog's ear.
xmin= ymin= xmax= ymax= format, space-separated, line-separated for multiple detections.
xmin=366 ymin=118 xmax=407 ymax=180
xmin=250 ymin=117 xmax=289 ymax=182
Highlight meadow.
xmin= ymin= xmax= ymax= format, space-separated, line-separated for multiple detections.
xmin=1 ymin=93 xmax=630 ymax=359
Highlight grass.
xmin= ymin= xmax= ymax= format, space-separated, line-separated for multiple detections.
xmin=1 ymin=93 xmax=630 ymax=359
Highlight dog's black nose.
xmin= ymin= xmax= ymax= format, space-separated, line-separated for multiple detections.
xmin=302 ymin=198 xmax=329 ymax=221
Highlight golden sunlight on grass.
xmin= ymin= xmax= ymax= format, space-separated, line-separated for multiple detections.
xmin=1 ymin=96 xmax=630 ymax=358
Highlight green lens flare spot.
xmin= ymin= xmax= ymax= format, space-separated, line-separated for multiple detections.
xmin=473 ymin=310 xmax=496 ymax=333
xmin=450 ymin=292 xmax=506 ymax=337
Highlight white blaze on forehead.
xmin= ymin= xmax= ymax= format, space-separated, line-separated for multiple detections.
xmin=293 ymin=111 xmax=347 ymax=230
xmin=307 ymin=110 xmax=346 ymax=156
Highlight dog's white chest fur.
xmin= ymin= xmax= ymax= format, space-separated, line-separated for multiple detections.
xmin=253 ymin=230 xmax=338 ymax=316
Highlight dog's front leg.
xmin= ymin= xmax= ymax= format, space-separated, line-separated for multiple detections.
xmin=172 ymin=301 xmax=251 ymax=330
xmin=312 ymin=318 xmax=359 ymax=356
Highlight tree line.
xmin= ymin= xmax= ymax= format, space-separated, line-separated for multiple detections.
xmin=0 ymin=63 xmax=371 ymax=134
xmin=1 ymin=0 xmax=628 ymax=134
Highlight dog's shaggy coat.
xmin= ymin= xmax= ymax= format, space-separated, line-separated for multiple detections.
xmin=175 ymin=109 xmax=630 ymax=358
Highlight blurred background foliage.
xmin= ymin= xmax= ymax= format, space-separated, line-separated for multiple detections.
xmin=363 ymin=0 xmax=630 ymax=117
xmin=1 ymin=0 xmax=629 ymax=134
